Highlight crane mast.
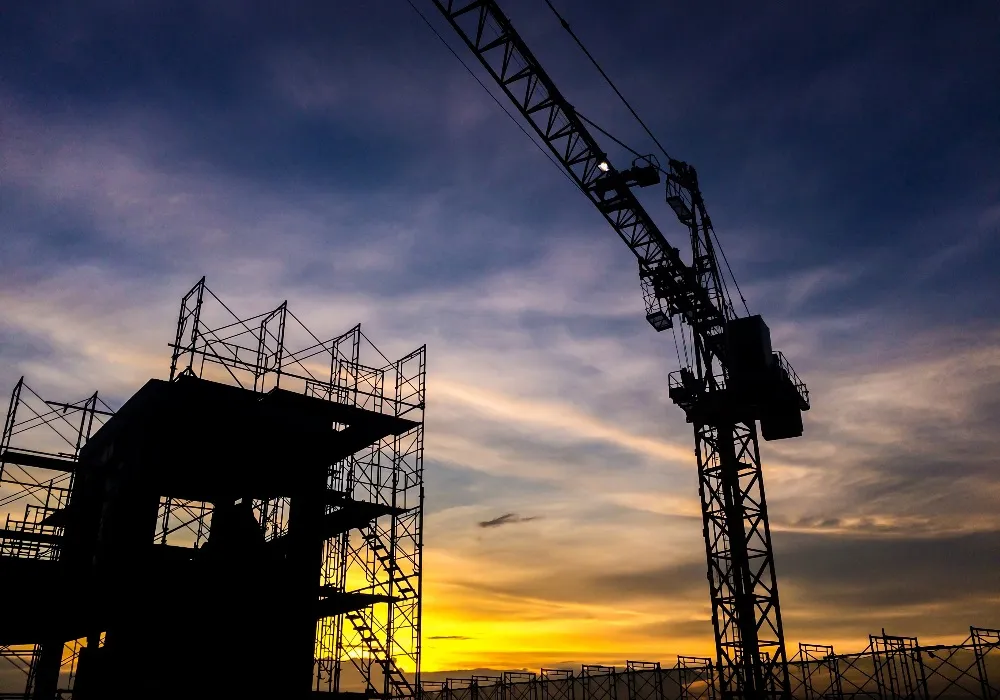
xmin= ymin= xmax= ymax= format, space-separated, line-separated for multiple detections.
xmin=426 ymin=3 xmax=811 ymax=700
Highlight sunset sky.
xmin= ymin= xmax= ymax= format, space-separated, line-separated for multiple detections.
xmin=2 ymin=0 xmax=999 ymax=674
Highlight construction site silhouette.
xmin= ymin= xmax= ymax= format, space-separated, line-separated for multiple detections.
xmin=1 ymin=0 xmax=996 ymax=698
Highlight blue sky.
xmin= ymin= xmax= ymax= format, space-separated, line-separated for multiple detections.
xmin=1 ymin=0 xmax=999 ymax=671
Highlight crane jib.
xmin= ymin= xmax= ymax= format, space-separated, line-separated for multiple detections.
xmin=429 ymin=0 xmax=728 ymax=334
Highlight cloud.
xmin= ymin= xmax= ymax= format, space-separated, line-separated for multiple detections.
xmin=436 ymin=380 xmax=692 ymax=468
xmin=478 ymin=513 xmax=541 ymax=529
xmin=429 ymin=635 xmax=474 ymax=641
xmin=2 ymin=0 xmax=999 ymax=674
xmin=776 ymin=529 xmax=1000 ymax=611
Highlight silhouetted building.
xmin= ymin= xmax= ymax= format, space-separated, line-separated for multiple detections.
xmin=0 ymin=280 xmax=426 ymax=699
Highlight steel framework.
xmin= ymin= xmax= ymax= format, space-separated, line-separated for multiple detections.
xmin=974 ymin=629 xmax=1000 ymax=700
xmin=417 ymin=627 xmax=1000 ymax=700
xmin=787 ymin=629 xmax=1000 ymax=700
xmin=629 ymin=661 xmax=664 ymax=700
xmin=0 ymin=378 xmax=113 ymax=699
xmin=541 ymin=669 xmax=577 ymax=700
xmin=583 ymin=665 xmax=618 ymax=700
xmin=506 ymin=671 xmax=541 ymax=700
xmin=167 ymin=277 xmax=426 ymax=698
xmin=473 ymin=676 xmax=504 ymax=700
xmin=797 ymin=645 xmax=842 ymax=700
xmin=871 ymin=633 xmax=928 ymax=700
xmin=677 ymin=656 xmax=717 ymax=700
xmin=694 ymin=420 xmax=786 ymax=700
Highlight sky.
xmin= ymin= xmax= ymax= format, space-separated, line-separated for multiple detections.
xmin=2 ymin=0 xmax=1000 ymax=676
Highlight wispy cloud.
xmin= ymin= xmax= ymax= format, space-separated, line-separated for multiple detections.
xmin=477 ymin=513 xmax=541 ymax=529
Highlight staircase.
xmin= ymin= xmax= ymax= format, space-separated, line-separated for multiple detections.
xmin=362 ymin=530 xmax=417 ymax=600
xmin=344 ymin=610 xmax=414 ymax=699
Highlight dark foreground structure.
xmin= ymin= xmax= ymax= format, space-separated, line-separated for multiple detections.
xmin=0 ymin=279 xmax=426 ymax=699
xmin=418 ymin=630 xmax=1000 ymax=700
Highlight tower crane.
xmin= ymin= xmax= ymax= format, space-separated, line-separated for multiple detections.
xmin=425 ymin=3 xmax=811 ymax=700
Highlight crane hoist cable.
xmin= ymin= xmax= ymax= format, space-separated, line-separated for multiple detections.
xmin=583 ymin=106 xmax=751 ymax=318
xmin=410 ymin=0 xmax=751 ymax=329
xmin=405 ymin=0 xmax=744 ymax=336
xmin=714 ymin=229 xmax=751 ymax=315
xmin=577 ymin=112 xmax=662 ymax=173
xmin=542 ymin=0 xmax=673 ymax=165
xmin=405 ymin=0 xmax=725 ymax=340
xmin=405 ymin=0 xmax=584 ymax=193
xmin=543 ymin=0 xmax=751 ymax=317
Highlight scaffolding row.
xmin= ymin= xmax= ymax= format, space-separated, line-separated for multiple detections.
xmin=418 ymin=629 xmax=1000 ymax=700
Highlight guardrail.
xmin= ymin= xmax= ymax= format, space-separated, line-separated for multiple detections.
xmin=774 ymin=351 xmax=810 ymax=410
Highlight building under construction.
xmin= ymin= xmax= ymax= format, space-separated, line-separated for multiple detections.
xmin=0 ymin=278 xmax=426 ymax=699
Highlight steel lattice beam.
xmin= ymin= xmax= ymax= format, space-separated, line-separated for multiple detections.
xmin=696 ymin=421 xmax=788 ymax=700
xmin=428 ymin=0 xmax=724 ymax=335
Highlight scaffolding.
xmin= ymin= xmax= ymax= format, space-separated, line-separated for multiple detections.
xmin=677 ymin=657 xmax=716 ymax=700
xmin=0 ymin=378 xmax=113 ymax=699
xmin=1 ymin=277 xmax=425 ymax=699
xmin=628 ymin=661 xmax=664 ymax=700
xmin=541 ymin=668 xmax=577 ymax=700
xmin=418 ymin=627 xmax=1000 ymax=700
xmin=167 ymin=277 xmax=426 ymax=698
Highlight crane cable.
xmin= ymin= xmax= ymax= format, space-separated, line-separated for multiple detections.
xmin=714 ymin=229 xmax=751 ymax=316
xmin=408 ymin=0 xmax=700 ymax=368
xmin=405 ymin=0 xmax=585 ymax=194
xmin=411 ymin=0 xmax=751 ymax=329
xmin=577 ymin=112 xmax=661 ymax=171
xmin=545 ymin=0 xmax=752 ymax=318
xmin=403 ymin=0 xmax=739 ymax=329
xmin=542 ymin=0 xmax=673 ymax=165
